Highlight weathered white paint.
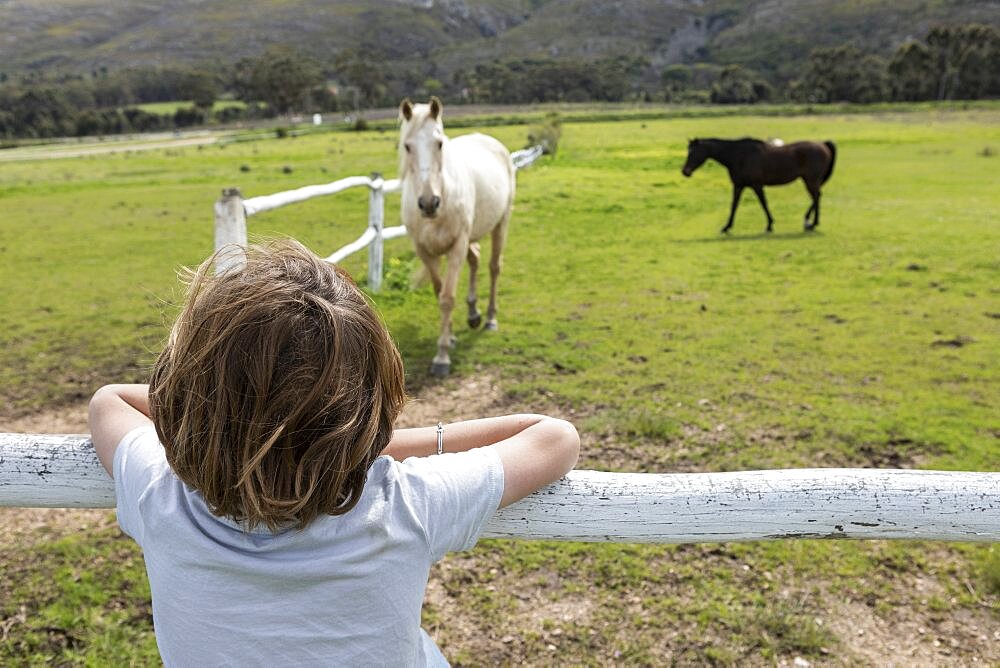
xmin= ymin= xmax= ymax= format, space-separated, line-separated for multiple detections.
xmin=512 ymin=144 xmax=545 ymax=169
xmin=382 ymin=225 xmax=408 ymax=239
xmin=324 ymin=227 xmax=377 ymax=265
xmin=0 ymin=433 xmax=115 ymax=508
xmin=242 ymin=174 xmax=375 ymax=216
xmin=213 ymin=147 xmax=541 ymax=289
xmin=485 ymin=468 xmax=1000 ymax=543
xmin=213 ymin=188 xmax=248 ymax=274
xmin=3 ymin=433 xmax=997 ymax=543
xmin=367 ymin=175 xmax=385 ymax=291
xmin=322 ymin=226 xmax=407 ymax=265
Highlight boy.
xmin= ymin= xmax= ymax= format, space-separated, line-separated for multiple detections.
xmin=89 ymin=239 xmax=579 ymax=666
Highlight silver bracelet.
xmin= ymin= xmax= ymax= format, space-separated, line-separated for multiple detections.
xmin=436 ymin=422 xmax=444 ymax=455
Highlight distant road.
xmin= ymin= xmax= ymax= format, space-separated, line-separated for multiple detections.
xmin=0 ymin=104 xmax=563 ymax=163
xmin=0 ymin=132 xmax=221 ymax=162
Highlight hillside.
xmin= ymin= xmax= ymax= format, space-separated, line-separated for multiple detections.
xmin=2 ymin=0 xmax=998 ymax=82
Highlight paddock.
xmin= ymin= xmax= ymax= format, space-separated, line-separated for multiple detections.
xmin=3 ymin=108 xmax=999 ymax=663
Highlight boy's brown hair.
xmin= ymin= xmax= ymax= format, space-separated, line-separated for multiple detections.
xmin=149 ymin=239 xmax=406 ymax=531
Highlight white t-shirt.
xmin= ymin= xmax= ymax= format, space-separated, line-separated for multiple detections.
xmin=113 ymin=425 xmax=504 ymax=667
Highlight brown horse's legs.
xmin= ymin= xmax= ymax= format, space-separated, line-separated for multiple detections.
xmin=803 ymin=201 xmax=817 ymax=229
xmin=466 ymin=242 xmax=482 ymax=329
xmin=804 ymin=180 xmax=822 ymax=231
xmin=485 ymin=213 xmax=510 ymax=331
xmin=722 ymin=185 xmax=744 ymax=233
xmin=751 ymin=186 xmax=775 ymax=232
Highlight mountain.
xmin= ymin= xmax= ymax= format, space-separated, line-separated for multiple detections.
xmin=1 ymin=0 xmax=998 ymax=81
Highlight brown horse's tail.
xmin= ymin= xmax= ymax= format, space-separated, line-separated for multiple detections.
xmin=822 ymin=141 xmax=837 ymax=184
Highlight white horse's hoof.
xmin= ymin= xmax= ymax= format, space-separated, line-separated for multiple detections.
xmin=484 ymin=320 xmax=499 ymax=331
xmin=430 ymin=361 xmax=450 ymax=377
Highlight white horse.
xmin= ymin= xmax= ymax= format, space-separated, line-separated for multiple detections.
xmin=398 ymin=97 xmax=516 ymax=377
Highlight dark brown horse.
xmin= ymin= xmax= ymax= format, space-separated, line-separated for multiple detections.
xmin=682 ymin=138 xmax=836 ymax=233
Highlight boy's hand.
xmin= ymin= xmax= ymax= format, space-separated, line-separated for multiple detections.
xmin=88 ymin=384 xmax=153 ymax=477
xmin=385 ymin=414 xmax=580 ymax=508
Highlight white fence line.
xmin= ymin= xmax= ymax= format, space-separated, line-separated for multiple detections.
xmin=2 ymin=433 xmax=998 ymax=544
xmin=214 ymin=146 xmax=543 ymax=290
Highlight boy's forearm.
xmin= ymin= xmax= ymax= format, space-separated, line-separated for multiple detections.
xmin=106 ymin=384 xmax=152 ymax=417
xmin=382 ymin=414 xmax=549 ymax=459
xmin=88 ymin=383 xmax=153 ymax=476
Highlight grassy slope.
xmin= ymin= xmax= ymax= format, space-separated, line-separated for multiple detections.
xmin=707 ymin=0 xmax=1000 ymax=79
xmin=1 ymin=106 xmax=998 ymax=663
xmin=0 ymin=0 xmax=529 ymax=72
xmin=134 ymin=100 xmax=246 ymax=115
xmin=2 ymin=1 xmax=998 ymax=78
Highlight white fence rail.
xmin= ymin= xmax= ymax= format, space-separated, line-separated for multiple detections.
xmin=3 ymin=433 xmax=997 ymax=543
xmin=214 ymin=146 xmax=544 ymax=290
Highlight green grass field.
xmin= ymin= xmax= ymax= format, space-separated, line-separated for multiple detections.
xmin=134 ymin=99 xmax=248 ymax=115
xmin=1 ymin=105 xmax=998 ymax=664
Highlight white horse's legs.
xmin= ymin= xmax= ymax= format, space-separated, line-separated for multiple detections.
xmin=485 ymin=214 xmax=510 ymax=331
xmin=466 ymin=242 xmax=482 ymax=329
xmin=430 ymin=241 xmax=467 ymax=377
xmin=417 ymin=247 xmax=444 ymax=298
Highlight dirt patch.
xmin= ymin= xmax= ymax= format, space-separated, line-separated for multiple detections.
xmin=0 ymin=133 xmax=219 ymax=162
xmin=397 ymin=371 xmax=512 ymax=427
xmin=0 ymin=403 xmax=113 ymax=549
xmin=1 ymin=403 xmax=89 ymax=435
xmin=824 ymin=574 xmax=1000 ymax=665
xmin=425 ymin=548 xmax=607 ymax=665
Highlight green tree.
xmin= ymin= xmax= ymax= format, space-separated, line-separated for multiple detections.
xmin=236 ymin=48 xmax=325 ymax=115
xmin=932 ymin=24 xmax=1000 ymax=99
xmin=334 ymin=49 xmax=386 ymax=110
xmin=185 ymin=71 xmax=217 ymax=110
xmin=459 ymin=57 xmax=647 ymax=104
xmin=791 ymin=46 xmax=887 ymax=103
xmin=710 ymin=65 xmax=770 ymax=104
xmin=661 ymin=65 xmax=692 ymax=101
xmin=889 ymin=42 xmax=935 ymax=101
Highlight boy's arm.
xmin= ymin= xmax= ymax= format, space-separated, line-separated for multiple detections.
xmin=88 ymin=384 xmax=153 ymax=477
xmin=384 ymin=414 xmax=580 ymax=508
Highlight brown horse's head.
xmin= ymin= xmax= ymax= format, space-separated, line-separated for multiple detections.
xmin=399 ymin=97 xmax=446 ymax=218
xmin=682 ymin=139 xmax=710 ymax=177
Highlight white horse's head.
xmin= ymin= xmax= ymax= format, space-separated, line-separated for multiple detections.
xmin=399 ymin=96 xmax=447 ymax=218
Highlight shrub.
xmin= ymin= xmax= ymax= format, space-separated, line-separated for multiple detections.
xmin=981 ymin=547 xmax=1000 ymax=595
xmin=527 ymin=112 xmax=561 ymax=156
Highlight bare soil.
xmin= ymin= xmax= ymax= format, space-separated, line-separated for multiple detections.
xmin=2 ymin=376 xmax=997 ymax=665
xmin=0 ymin=133 xmax=219 ymax=162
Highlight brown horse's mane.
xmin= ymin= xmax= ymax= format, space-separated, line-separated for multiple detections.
xmin=699 ymin=137 xmax=766 ymax=147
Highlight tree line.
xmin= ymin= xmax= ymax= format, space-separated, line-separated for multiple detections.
xmin=1 ymin=24 xmax=997 ymax=140
xmin=664 ymin=24 xmax=1000 ymax=105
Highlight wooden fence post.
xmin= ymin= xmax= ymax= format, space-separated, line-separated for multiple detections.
xmin=214 ymin=187 xmax=247 ymax=274
xmin=367 ymin=173 xmax=385 ymax=291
